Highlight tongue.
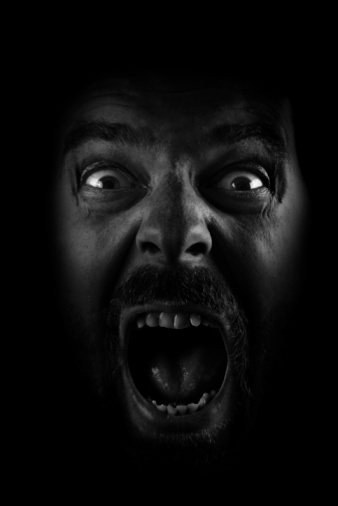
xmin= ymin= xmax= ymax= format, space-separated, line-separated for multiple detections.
xmin=148 ymin=344 xmax=222 ymax=403
xmin=131 ymin=327 xmax=227 ymax=405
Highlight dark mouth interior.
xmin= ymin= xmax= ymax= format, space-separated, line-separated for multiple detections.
xmin=128 ymin=324 xmax=227 ymax=406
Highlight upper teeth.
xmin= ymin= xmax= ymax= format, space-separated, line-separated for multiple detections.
xmin=136 ymin=312 xmax=214 ymax=330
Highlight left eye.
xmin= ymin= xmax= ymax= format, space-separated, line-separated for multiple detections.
xmin=215 ymin=170 xmax=268 ymax=191
xmin=83 ymin=168 xmax=137 ymax=190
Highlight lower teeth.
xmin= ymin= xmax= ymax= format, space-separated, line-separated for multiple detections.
xmin=149 ymin=390 xmax=216 ymax=416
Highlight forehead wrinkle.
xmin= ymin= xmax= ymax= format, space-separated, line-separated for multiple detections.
xmin=71 ymin=83 xmax=285 ymax=126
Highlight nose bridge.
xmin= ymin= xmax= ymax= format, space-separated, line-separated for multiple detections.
xmin=136 ymin=169 xmax=212 ymax=263
xmin=157 ymin=171 xmax=195 ymax=245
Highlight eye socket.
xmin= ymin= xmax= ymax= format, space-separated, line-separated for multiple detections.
xmin=214 ymin=169 xmax=269 ymax=192
xmin=82 ymin=166 xmax=137 ymax=190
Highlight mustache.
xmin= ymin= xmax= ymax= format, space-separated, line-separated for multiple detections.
xmin=109 ymin=264 xmax=241 ymax=320
xmin=107 ymin=265 xmax=250 ymax=393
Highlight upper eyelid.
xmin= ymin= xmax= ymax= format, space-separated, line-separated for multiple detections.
xmin=206 ymin=161 xmax=271 ymax=186
xmin=199 ymin=147 xmax=277 ymax=177
xmin=79 ymin=161 xmax=137 ymax=184
xmin=75 ymin=152 xmax=152 ymax=186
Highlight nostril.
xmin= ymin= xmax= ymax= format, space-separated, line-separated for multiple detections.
xmin=140 ymin=241 xmax=161 ymax=255
xmin=186 ymin=242 xmax=209 ymax=257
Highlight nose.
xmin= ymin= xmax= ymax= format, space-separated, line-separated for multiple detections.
xmin=136 ymin=173 xmax=212 ymax=265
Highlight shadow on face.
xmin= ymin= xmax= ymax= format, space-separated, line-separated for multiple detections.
xmin=26 ymin=67 xmax=330 ymax=494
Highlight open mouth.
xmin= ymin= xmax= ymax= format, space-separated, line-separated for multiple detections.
xmin=122 ymin=306 xmax=229 ymax=421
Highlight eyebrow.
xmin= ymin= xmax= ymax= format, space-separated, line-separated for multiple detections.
xmin=63 ymin=119 xmax=288 ymax=159
xmin=206 ymin=122 xmax=288 ymax=158
xmin=63 ymin=121 xmax=157 ymax=155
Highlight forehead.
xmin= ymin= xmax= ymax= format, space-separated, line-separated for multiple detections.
xmin=63 ymin=75 xmax=291 ymax=139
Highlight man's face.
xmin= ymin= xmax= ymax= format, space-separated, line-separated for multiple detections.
xmin=53 ymin=75 xmax=309 ymax=471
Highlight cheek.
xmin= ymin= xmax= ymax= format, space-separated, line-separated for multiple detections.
xmin=55 ymin=198 xmax=138 ymax=320
xmin=213 ymin=191 xmax=309 ymax=323
xmin=264 ymin=173 xmax=309 ymax=296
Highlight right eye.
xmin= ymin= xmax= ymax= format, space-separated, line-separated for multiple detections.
xmin=82 ymin=166 xmax=137 ymax=190
xmin=214 ymin=170 xmax=267 ymax=192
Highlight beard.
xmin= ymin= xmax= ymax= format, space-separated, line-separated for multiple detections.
xmin=100 ymin=265 xmax=253 ymax=477
xmin=57 ymin=264 xmax=294 ymax=481
xmin=107 ymin=264 xmax=250 ymax=395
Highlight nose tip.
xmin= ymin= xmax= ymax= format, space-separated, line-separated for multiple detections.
xmin=136 ymin=222 xmax=212 ymax=264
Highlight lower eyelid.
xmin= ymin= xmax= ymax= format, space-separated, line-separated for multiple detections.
xmin=199 ymin=186 xmax=272 ymax=214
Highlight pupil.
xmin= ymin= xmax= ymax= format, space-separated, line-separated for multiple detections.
xmin=231 ymin=176 xmax=261 ymax=191
xmin=99 ymin=176 xmax=119 ymax=189
xmin=231 ymin=177 xmax=252 ymax=191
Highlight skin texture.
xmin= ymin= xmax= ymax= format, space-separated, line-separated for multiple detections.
xmin=52 ymin=74 xmax=310 ymax=485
